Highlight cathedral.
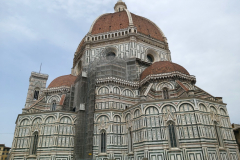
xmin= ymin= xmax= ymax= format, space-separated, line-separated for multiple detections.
xmin=9 ymin=1 xmax=240 ymax=160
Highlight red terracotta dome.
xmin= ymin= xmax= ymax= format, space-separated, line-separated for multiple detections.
xmin=48 ymin=74 xmax=77 ymax=88
xmin=90 ymin=11 xmax=165 ymax=42
xmin=91 ymin=11 xmax=129 ymax=35
xmin=140 ymin=61 xmax=190 ymax=80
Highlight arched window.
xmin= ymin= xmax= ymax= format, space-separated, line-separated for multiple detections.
xmin=214 ymin=122 xmax=223 ymax=147
xmin=31 ymin=131 xmax=38 ymax=155
xmin=101 ymin=130 xmax=106 ymax=153
xmin=33 ymin=88 xmax=40 ymax=100
xmin=125 ymin=113 xmax=131 ymax=123
xmin=145 ymin=106 xmax=159 ymax=115
xmin=179 ymin=103 xmax=196 ymax=124
xmin=128 ymin=128 xmax=133 ymax=152
xmin=114 ymin=115 xmax=121 ymax=122
xmin=77 ymin=61 xmax=82 ymax=74
xmin=113 ymin=87 xmax=120 ymax=94
xmin=134 ymin=109 xmax=140 ymax=118
xmin=147 ymin=54 xmax=154 ymax=62
xmin=60 ymin=117 xmax=72 ymax=124
xmin=122 ymin=89 xmax=134 ymax=97
xmin=113 ymin=116 xmax=121 ymax=145
xmin=162 ymin=105 xmax=176 ymax=114
xmin=20 ymin=119 xmax=30 ymax=126
xmin=32 ymin=118 xmax=42 ymax=125
xmin=45 ymin=116 xmax=55 ymax=124
xmin=210 ymin=106 xmax=217 ymax=114
xmin=168 ymin=121 xmax=177 ymax=148
xmin=106 ymin=52 xmax=116 ymax=60
xmin=51 ymin=100 xmax=56 ymax=111
xmin=179 ymin=103 xmax=194 ymax=112
xmin=199 ymin=104 xmax=207 ymax=112
xmin=98 ymin=87 xmax=109 ymax=95
xmin=163 ymin=88 xmax=169 ymax=99
xmin=220 ymin=108 xmax=227 ymax=116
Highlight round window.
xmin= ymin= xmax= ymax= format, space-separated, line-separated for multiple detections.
xmin=147 ymin=54 xmax=154 ymax=62
xmin=106 ymin=52 xmax=116 ymax=60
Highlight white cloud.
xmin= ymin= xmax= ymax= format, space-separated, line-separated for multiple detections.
xmin=0 ymin=15 xmax=39 ymax=41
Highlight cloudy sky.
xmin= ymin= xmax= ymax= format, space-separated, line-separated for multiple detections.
xmin=0 ymin=0 xmax=240 ymax=147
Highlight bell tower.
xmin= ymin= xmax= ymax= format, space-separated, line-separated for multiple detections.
xmin=25 ymin=71 xmax=48 ymax=108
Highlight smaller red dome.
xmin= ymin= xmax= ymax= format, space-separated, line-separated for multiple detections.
xmin=140 ymin=61 xmax=190 ymax=80
xmin=48 ymin=74 xmax=77 ymax=88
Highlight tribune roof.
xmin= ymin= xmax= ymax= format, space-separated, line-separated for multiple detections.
xmin=48 ymin=74 xmax=76 ymax=88
xmin=140 ymin=61 xmax=190 ymax=80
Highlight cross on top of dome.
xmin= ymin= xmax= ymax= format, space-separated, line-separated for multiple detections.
xmin=114 ymin=0 xmax=127 ymax=12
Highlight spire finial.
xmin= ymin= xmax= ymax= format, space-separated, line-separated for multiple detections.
xmin=114 ymin=0 xmax=127 ymax=12
xmin=39 ymin=63 xmax=42 ymax=73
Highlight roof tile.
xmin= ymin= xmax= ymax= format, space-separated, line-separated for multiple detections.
xmin=48 ymin=75 xmax=77 ymax=88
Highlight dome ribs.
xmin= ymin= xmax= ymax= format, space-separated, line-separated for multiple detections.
xmin=140 ymin=61 xmax=190 ymax=80
xmin=48 ymin=74 xmax=77 ymax=88
xmin=91 ymin=11 xmax=165 ymax=43
xmin=131 ymin=13 xmax=164 ymax=41
xmin=91 ymin=11 xmax=129 ymax=35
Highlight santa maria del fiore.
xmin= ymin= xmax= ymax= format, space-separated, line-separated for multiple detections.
xmin=9 ymin=1 xmax=240 ymax=160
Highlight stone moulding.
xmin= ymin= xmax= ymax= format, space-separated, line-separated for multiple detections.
xmin=73 ymin=27 xmax=168 ymax=68
xmin=43 ymin=86 xmax=70 ymax=94
xmin=96 ymin=71 xmax=196 ymax=88
xmin=31 ymin=71 xmax=49 ymax=80
xmin=140 ymin=71 xmax=196 ymax=86
xmin=27 ymin=96 xmax=45 ymax=109
xmin=96 ymin=77 xmax=139 ymax=88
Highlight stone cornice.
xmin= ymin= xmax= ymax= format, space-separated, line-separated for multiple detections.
xmin=73 ymin=28 xmax=169 ymax=68
xmin=96 ymin=77 xmax=139 ymax=88
xmin=87 ymin=29 xmax=166 ymax=48
xmin=136 ymin=58 xmax=152 ymax=66
xmin=30 ymin=71 xmax=48 ymax=80
xmin=15 ymin=111 xmax=77 ymax=124
xmin=93 ymin=97 xmax=226 ymax=115
xmin=43 ymin=86 xmax=70 ymax=94
xmin=125 ymin=97 xmax=226 ymax=113
xmin=140 ymin=71 xmax=196 ymax=86
xmin=137 ymin=32 xmax=167 ymax=49
xmin=96 ymin=72 xmax=196 ymax=88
